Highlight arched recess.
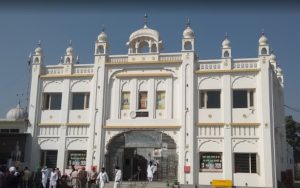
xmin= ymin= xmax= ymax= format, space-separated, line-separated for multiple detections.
xmin=151 ymin=43 xmax=157 ymax=53
xmin=231 ymin=75 xmax=254 ymax=88
xmin=139 ymin=41 xmax=150 ymax=53
xmin=198 ymin=76 xmax=220 ymax=89
xmin=233 ymin=139 xmax=257 ymax=153
xmin=105 ymin=130 xmax=178 ymax=182
xmin=184 ymin=41 xmax=192 ymax=50
xmin=224 ymin=51 xmax=230 ymax=58
xmin=261 ymin=47 xmax=267 ymax=55
xmin=199 ymin=139 xmax=222 ymax=152
xmin=34 ymin=57 xmax=39 ymax=64
xmin=43 ymin=80 xmax=62 ymax=91
xmin=97 ymin=45 xmax=104 ymax=54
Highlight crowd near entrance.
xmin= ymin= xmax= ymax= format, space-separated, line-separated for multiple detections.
xmin=105 ymin=131 xmax=178 ymax=182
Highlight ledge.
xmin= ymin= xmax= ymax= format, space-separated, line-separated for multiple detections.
xmin=38 ymin=123 xmax=89 ymax=126
xmin=106 ymin=61 xmax=181 ymax=65
xmin=38 ymin=123 xmax=61 ymax=126
xmin=195 ymin=68 xmax=260 ymax=74
xmin=197 ymin=123 xmax=225 ymax=126
xmin=40 ymin=74 xmax=93 ymax=78
xmin=104 ymin=125 xmax=181 ymax=129
xmin=115 ymin=72 xmax=173 ymax=78
xmin=230 ymin=123 xmax=260 ymax=126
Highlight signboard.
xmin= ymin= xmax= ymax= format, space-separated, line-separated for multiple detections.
xmin=184 ymin=165 xmax=190 ymax=173
xmin=211 ymin=180 xmax=232 ymax=187
xmin=200 ymin=153 xmax=222 ymax=172
xmin=67 ymin=151 xmax=86 ymax=169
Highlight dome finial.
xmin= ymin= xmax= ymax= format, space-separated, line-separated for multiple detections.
xmin=186 ymin=18 xmax=191 ymax=27
xmin=37 ymin=40 xmax=41 ymax=47
xmin=261 ymin=28 xmax=265 ymax=36
xmin=144 ymin=13 xmax=148 ymax=27
xmin=225 ymin=32 xmax=229 ymax=39
xmin=101 ymin=24 xmax=105 ymax=32
xmin=69 ymin=40 xmax=73 ymax=47
xmin=16 ymin=93 xmax=23 ymax=106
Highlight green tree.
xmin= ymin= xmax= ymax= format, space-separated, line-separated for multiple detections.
xmin=285 ymin=116 xmax=300 ymax=160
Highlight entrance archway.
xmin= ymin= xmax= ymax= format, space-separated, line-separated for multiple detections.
xmin=105 ymin=131 xmax=178 ymax=182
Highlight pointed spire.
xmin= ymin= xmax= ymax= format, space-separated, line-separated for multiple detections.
xmin=37 ymin=40 xmax=41 ymax=47
xmin=144 ymin=13 xmax=148 ymax=28
xmin=225 ymin=32 xmax=228 ymax=39
xmin=101 ymin=24 xmax=105 ymax=32
xmin=186 ymin=18 xmax=191 ymax=27
xmin=69 ymin=40 xmax=73 ymax=47
xmin=261 ymin=28 xmax=265 ymax=36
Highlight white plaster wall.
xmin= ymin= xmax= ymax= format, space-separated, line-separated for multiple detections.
xmin=199 ymin=173 xmax=223 ymax=185
xmin=40 ymin=110 xmax=61 ymax=124
xmin=233 ymin=173 xmax=260 ymax=187
xmin=69 ymin=110 xmax=89 ymax=123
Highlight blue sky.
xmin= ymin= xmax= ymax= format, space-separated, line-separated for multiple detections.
xmin=0 ymin=2 xmax=300 ymax=121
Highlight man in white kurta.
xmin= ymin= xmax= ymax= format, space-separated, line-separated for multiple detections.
xmin=97 ymin=167 xmax=109 ymax=188
xmin=41 ymin=167 xmax=49 ymax=188
xmin=50 ymin=169 xmax=58 ymax=188
xmin=114 ymin=166 xmax=122 ymax=188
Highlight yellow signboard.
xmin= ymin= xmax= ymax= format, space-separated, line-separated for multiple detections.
xmin=211 ymin=179 xmax=233 ymax=187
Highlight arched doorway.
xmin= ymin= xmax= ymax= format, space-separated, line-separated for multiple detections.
xmin=105 ymin=131 xmax=178 ymax=182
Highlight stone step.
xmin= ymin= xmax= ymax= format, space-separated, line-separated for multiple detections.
xmin=100 ymin=181 xmax=168 ymax=188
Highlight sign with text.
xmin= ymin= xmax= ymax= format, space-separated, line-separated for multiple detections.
xmin=67 ymin=151 xmax=86 ymax=169
xmin=200 ymin=152 xmax=222 ymax=172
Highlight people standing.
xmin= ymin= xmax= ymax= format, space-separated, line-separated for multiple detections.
xmin=147 ymin=161 xmax=153 ymax=182
xmin=50 ymin=168 xmax=58 ymax=188
xmin=22 ymin=166 xmax=32 ymax=188
xmin=6 ymin=166 xmax=19 ymax=188
xmin=70 ymin=166 xmax=79 ymax=188
xmin=78 ymin=166 xmax=88 ymax=188
xmin=113 ymin=166 xmax=122 ymax=188
xmin=33 ymin=167 xmax=42 ymax=188
xmin=96 ymin=167 xmax=109 ymax=188
xmin=56 ymin=168 xmax=61 ymax=188
xmin=88 ymin=166 xmax=98 ymax=188
xmin=41 ymin=166 xmax=49 ymax=188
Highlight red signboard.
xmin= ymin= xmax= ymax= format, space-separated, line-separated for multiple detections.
xmin=184 ymin=165 xmax=190 ymax=173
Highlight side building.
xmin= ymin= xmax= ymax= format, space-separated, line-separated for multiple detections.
xmin=26 ymin=20 xmax=293 ymax=187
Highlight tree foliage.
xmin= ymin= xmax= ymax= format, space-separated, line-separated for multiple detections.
xmin=285 ymin=116 xmax=300 ymax=152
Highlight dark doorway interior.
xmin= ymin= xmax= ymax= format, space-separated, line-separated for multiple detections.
xmin=105 ymin=131 xmax=178 ymax=182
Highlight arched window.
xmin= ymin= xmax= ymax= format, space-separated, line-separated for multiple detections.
xmin=97 ymin=45 xmax=104 ymax=54
xmin=139 ymin=41 xmax=149 ymax=53
xmin=66 ymin=57 xmax=70 ymax=64
xmin=261 ymin=48 xmax=267 ymax=55
xmin=151 ymin=44 xmax=157 ymax=53
xmin=184 ymin=41 xmax=192 ymax=50
xmin=224 ymin=51 xmax=230 ymax=58
xmin=34 ymin=57 xmax=39 ymax=64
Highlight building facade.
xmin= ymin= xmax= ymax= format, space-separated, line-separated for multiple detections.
xmin=26 ymin=20 xmax=293 ymax=187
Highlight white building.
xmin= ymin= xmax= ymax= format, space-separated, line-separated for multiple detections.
xmin=26 ymin=18 xmax=293 ymax=187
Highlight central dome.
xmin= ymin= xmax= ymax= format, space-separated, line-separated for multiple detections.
xmin=129 ymin=25 xmax=160 ymax=42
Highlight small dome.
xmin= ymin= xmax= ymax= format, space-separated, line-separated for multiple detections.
xmin=98 ymin=31 xmax=107 ymax=42
xmin=183 ymin=26 xmax=194 ymax=38
xmin=277 ymin=66 xmax=283 ymax=75
xmin=222 ymin=38 xmax=231 ymax=48
xmin=6 ymin=104 xmax=27 ymax=120
xmin=259 ymin=34 xmax=268 ymax=45
xmin=270 ymin=53 xmax=277 ymax=63
xmin=35 ymin=46 xmax=43 ymax=55
xmin=66 ymin=46 xmax=73 ymax=55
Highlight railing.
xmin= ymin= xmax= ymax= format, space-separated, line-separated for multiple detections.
xmin=108 ymin=56 xmax=128 ymax=63
xmin=233 ymin=61 xmax=258 ymax=69
xmin=44 ymin=66 xmax=64 ymax=75
xmin=73 ymin=65 xmax=94 ymax=74
xmin=159 ymin=55 xmax=181 ymax=62
xmin=199 ymin=62 xmax=221 ymax=70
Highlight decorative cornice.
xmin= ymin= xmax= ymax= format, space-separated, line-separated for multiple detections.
xmin=104 ymin=125 xmax=181 ymax=129
xmin=230 ymin=123 xmax=260 ymax=126
xmin=66 ymin=123 xmax=89 ymax=126
xmin=197 ymin=122 xmax=260 ymax=126
xmin=197 ymin=123 xmax=225 ymax=126
xmin=38 ymin=123 xmax=61 ymax=126
xmin=115 ymin=73 xmax=173 ymax=78
xmin=195 ymin=69 xmax=260 ymax=74
xmin=38 ymin=123 xmax=89 ymax=126
xmin=40 ymin=74 xmax=93 ymax=78
xmin=106 ymin=61 xmax=181 ymax=65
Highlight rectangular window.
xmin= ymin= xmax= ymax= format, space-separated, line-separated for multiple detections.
xmin=121 ymin=92 xmax=130 ymax=110
xmin=233 ymin=90 xmax=255 ymax=108
xmin=40 ymin=150 xmax=58 ymax=169
xmin=199 ymin=152 xmax=222 ymax=172
xmin=138 ymin=91 xmax=148 ymax=109
xmin=199 ymin=90 xmax=221 ymax=109
xmin=72 ymin=93 xmax=90 ymax=110
xmin=234 ymin=153 xmax=257 ymax=173
xmin=156 ymin=91 xmax=165 ymax=109
xmin=43 ymin=93 xmax=62 ymax=110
